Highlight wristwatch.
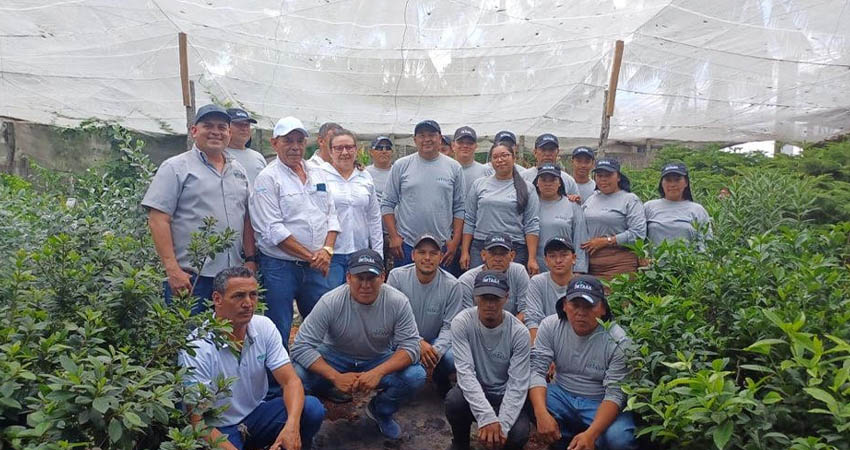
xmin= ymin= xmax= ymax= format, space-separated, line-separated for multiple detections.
xmin=606 ymin=236 xmax=615 ymax=245
xmin=322 ymin=246 xmax=334 ymax=257
xmin=244 ymin=254 xmax=258 ymax=263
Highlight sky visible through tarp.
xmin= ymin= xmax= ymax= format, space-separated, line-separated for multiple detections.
xmin=1 ymin=0 xmax=849 ymax=143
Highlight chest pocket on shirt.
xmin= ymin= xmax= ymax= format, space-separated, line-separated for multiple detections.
xmin=310 ymin=187 xmax=330 ymax=212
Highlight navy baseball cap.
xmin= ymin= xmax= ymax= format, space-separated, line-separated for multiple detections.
xmin=483 ymin=233 xmax=513 ymax=251
xmin=227 ymin=108 xmax=257 ymax=124
xmin=348 ymin=249 xmax=384 ymax=276
xmin=454 ymin=126 xmax=477 ymax=141
xmin=536 ymin=163 xmax=562 ymax=178
xmin=593 ymin=158 xmax=621 ymax=173
xmin=535 ymin=133 xmax=559 ymax=148
xmin=194 ymin=104 xmax=231 ymax=125
xmin=414 ymin=120 xmax=441 ymax=134
xmin=414 ymin=233 xmax=444 ymax=250
xmin=661 ymin=162 xmax=689 ymax=177
xmin=371 ymin=136 xmax=393 ymax=149
xmin=441 ymin=135 xmax=452 ymax=146
xmin=494 ymin=130 xmax=517 ymax=145
xmin=473 ymin=270 xmax=509 ymax=298
xmin=572 ymin=146 xmax=595 ymax=158
xmin=565 ymin=275 xmax=605 ymax=304
xmin=544 ymin=236 xmax=575 ymax=254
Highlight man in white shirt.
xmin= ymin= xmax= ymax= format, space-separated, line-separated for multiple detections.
xmin=179 ymin=267 xmax=325 ymax=450
xmin=225 ymin=108 xmax=267 ymax=184
xmin=306 ymin=122 xmax=342 ymax=168
xmin=250 ymin=116 xmax=340 ymax=349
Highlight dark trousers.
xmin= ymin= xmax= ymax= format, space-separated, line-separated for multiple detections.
xmin=469 ymin=239 xmax=529 ymax=269
xmin=444 ymin=385 xmax=530 ymax=449
xmin=217 ymin=395 xmax=325 ymax=450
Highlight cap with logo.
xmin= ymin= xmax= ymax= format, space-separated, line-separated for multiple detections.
xmin=572 ymin=146 xmax=595 ymax=159
xmin=194 ymin=104 xmax=231 ymax=125
xmin=414 ymin=233 xmax=444 ymax=250
xmin=565 ymin=275 xmax=605 ymax=304
xmin=273 ymin=117 xmax=309 ymax=138
xmin=227 ymin=108 xmax=258 ymax=124
xmin=544 ymin=236 xmax=575 ymax=254
xmin=593 ymin=158 xmax=621 ymax=173
xmin=535 ymin=133 xmax=559 ymax=149
xmin=453 ymin=126 xmax=477 ymax=142
xmin=348 ymin=249 xmax=384 ymax=276
xmin=483 ymin=233 xmax=513 ymax=251
xmin=371 ymin=136 xmax=393 ymax=149
xmin=535 ymin=163 xmax=562 ymax=178
xmin=473 ymin=270 xmax=510 ymax=298
xmin=414 ymin=120 xmax=441 ymax=134
xmin=661 ymin=162 xmax=689 ymax=177
xmin=494 ymin=130 xmax=517 ymax=145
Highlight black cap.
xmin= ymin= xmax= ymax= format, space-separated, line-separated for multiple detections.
xmin=414 ymin=120 xmax=441 ymax=134
xmin=414 ymin=233 xmax=444 ymax=250
xmin=536 ymin=163 xmax=562 ymax=178
xmin=441 ymin=135 xmax=452 ymax=146
xmin=473 ymin=270 xmax=509 ymax=298
xmin=661 ymin=162 xmax=689 ymax=177
xmin=535 ymin=133 xmax=559 ymax=148
xmin=348 ymin=249 xmax=384 ymax=276
xmin=226 ymin=108 xmax=257 ymax=124
xmin=494 ymin=130 xmax=517 ymax=145
xmin=544 ymin=236 xmax=575 ymax=254
xmin=565 ymin=275 xmax=605 ymax=305
xmin=572 ymin=146 xmax=595 ymax=158
xmin=453 ymin=126 xmax=477 ymax=141
xmin=194 ymin=104 xmax=231 ymax=125
xmin=371 ymin=136 xmax=393 ymax=149
xmin=483 ymin=233 xmax=513 ymax=251
xmin=593 ymin=158 xmax=621 ymax=173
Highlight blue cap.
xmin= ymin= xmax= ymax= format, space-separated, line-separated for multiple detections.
xmin=572 ymin=146 xmax=595 ymax=158
xmin=544 ymin=236 xmax=575 ymax=254
xmin=535 ymin=133 xmax=559 ymax=148
xmin=565 ymin=275 xmax=606 ymax=305
xmin=414 ymin=120 xmax=441 ymax=134
xmin=483 ymin=233 xmax=513 ymax=251
xmin=594 ymin=158 xmax=621 ymax=173
xmin=661 ymin=162 xmax=688 ymax=177
xmin=348 ymin=249 xmax=384 ymax=276
xmin=194 ymin=104 xmax=231 ymax=125
xmin=473 ymin=270 xmax=509 ymax=297
xmin=371 ymin=136 xmax=393 ymax=149
xmin=227 ymin=108 xmax=257 ymax=124
xmin=453 ymin=126 xmax=477 ymax=141
xmin=494 ymin=130 xmax=517 ymax=145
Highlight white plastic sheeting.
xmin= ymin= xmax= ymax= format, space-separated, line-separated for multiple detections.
xmin=1 ymin=0 xmax=848 ymax=142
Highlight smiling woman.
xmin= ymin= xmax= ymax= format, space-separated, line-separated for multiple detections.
xmin=643 ymin=162 xmax=712 ymax=247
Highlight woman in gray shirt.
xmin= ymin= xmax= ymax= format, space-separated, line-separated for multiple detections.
xmin=644 ymin=162 xmax=711 ymax=247
xmin=581 ymin=159 xmax=646 ymax=279
xmin=533 ymin=163 xmax=589 ymax=273
xmin=462 ymin=141 xmax=540 ymax=274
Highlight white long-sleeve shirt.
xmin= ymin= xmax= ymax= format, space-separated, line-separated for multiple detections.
xmin=320 ymin=164 xmax=383 ymax=257
xmin=250 ymin=158 xmax=341 ymax=261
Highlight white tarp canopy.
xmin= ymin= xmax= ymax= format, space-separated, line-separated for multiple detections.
xmin=2 ymin=0 xmax=849 ymax=143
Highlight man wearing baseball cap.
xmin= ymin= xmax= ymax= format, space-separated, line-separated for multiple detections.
xmin=387 ymin=234 xmax=462 ymax=397
xmin=440 ymin=135 xmax=454 ymax=156
xmin=366 ymin=136 xmax=395 ymax=270
xmin=458 ymin=234 xmax=529 ymax=319
xmin=570 ymin=146 xmax=596 ymax=204
xmin=291 ymin=249 xmax=426 ymax=440
xmin=250 ymin=116 xmax=340 ymax=351
xmin=445 ymin=270 xmax=531 ymax=450
xmin=382 ymin=120 xmax=466 ymax=272
xmin=225 ymin=108 xmax=267 ymax=184
xmin=520 ymin=133 xmax=580 ymax=197
xmin=452 ymin=126 xmax=494 ymax=198
xmin=142 ymin=104 xmax=256 ymax=314
xmin=525 ymin=236 xmax=578 ymax=343
xmin=529 ymin=275 xmax=636 ymax=450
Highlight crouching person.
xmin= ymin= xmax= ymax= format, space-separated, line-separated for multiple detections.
xmin=529 ymin=275 xmax=636 ymax=450
xmin=290 ymin=249 xmax=426 ymax=440
xmin=445 ymin=270 xmax=531 ymax=450
xmin=179 ymin=267 xmax=325 ymax=450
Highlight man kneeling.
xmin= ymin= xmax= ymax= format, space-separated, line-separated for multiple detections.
xmin=179 ymin=267 xmax=325 ymax=450
xmin=446 ymin=270 xmax=531 ymax=450
xmin=529 ymin=275 xmax=636 ymax=450
xmin=291 ymin=249 xmax=426 ymax=439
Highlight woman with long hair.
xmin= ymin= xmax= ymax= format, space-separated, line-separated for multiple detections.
xmin=644 ymin=162 xmax=711 ymax=246
xmin=533 ymin=163 xmax=589 ymax=273
xmin=581 ymin=159 xmax=646 ymax=279
xmin=461 ymin=141 xmax=540 ymax=274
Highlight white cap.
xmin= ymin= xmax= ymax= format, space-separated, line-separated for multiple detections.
xmin=273 ymin=116 xmax=309 ymax=138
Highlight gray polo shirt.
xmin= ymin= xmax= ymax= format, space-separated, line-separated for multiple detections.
xmin=381 ymin=153 xmax=466 ymax=245
xmin=537 ymin=197 xmax=589 ymax=273
xmin=458 ymin=263 xmax=529 ymax=315
xmin=464 ymin=176 xmax=540 ymax=243
xmin=365 ymin=164 xmax=392 ymax=203
xmin=644 ymin=199 xmax=712 ymax=245
xmin=387 ymin=264 xmax=462 ymax=358
xmin=583 ymin=190 xmax=647 ymax=245
xmin=521 ymin=167 xmax=579 ymax=196
xmin=142 ymin=146 xmax=249 ymax=277
xmin=524 ymin=272 xmax=568 ymax=329
xmin=576 ymin=180 xmax=596 ymax=204
xmin=530 ymin=315 xmax=630 ymax=409
xmin=290 ymin=284 xmax=421 ymax=367
xmin=452 ymin=307 xmax=530 ymax=434
xmin=226 ymin=147 xmax=267 ymax=185
xmin=461 ymin=161 xmax=494 ymax=197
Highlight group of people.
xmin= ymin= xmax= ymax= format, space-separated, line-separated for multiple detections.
xmin=143 ymin=104 xmax=713 ymax=450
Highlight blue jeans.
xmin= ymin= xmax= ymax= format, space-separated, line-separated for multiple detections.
xmin=217 ymin=395 xmax=325 ymax=450
xmin=546 ymin=384 xmax=637 ymax=450
xmin=431 ymin=342 xmax=456 ymax=389
xmin=395 ymin=242 xmax=461 ymax=276
xmin=163 ymin=273 xmax=214 ymax=315
xmin=294 ymin=346 xmax=426 ymax=418
xmin=259 ymin=254 xmax=332 ymax=350
xmin=327 ymin=253 xmax=351 ymax=288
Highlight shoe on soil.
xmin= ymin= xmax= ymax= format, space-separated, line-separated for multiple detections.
xmin=322 ymin=386 xmax=353 ymax=404
xmin=365 ymin=398 xmax=402 ymax=439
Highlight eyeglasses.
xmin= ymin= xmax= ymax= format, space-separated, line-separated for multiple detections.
xmin=491 ymin=152 xmax=513 ymax=161
xmin=331 ymin=145 xmax=357 ymax=153
xmin=373 ymin=145 xmax=392 ymax=151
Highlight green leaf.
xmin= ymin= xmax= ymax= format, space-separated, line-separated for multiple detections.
xmin=108 ymin=418 xmax=123 ymax=443
xmin=92 ymin=396 xmax=109 ymax=414
xmin=803 ymin=387 xmax=837 ymax=410
xmin=763 ymin=391 xmax=783 ymax=405
xmin=713 ymin=420 xmax=733 ymax=450
xmin=744 ymin=338 xmax=786 ymax=355
xmin=122 ymin=411 xmax=144 ymax=428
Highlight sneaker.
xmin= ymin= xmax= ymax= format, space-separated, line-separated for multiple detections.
xmin=322 ymin=386 xmax=353 ymax=404
xmin=365 ymin=398 xmax=402 ymax=439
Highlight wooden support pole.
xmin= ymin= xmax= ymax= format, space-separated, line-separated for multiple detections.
xmin=2 ymin=121 xmax=16 ymax=174
xmin=598 ymin=90 xmax=610 ymax=155
xmin=179 ymin=32 xmax=196 ymax=149
xmin=606 ymin=40 xmax=624 ymax=117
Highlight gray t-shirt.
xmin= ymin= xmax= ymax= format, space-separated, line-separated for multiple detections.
xmin=458 ymin=263 xmax=529 ymax=315
xmin=142 ymin=147 xmax=249 ymax=277
xmin=530 ymin=315 xmax=630 ymax=409
xmin=537 ymin=197 xmax=589 ymax=273
xmin=521 ymin=167 xmax=579 ymax=196
xmin=381 ymin=153 xmax=465 ymax=245
xmin=290 ymin=284 xmax=421 ymax=367
xmin=226 ymin=147 xmax=267 ymax=185
xmin=644 ymin=199 xmax=712 ymax=246
xmin=583 ymin=190 xmax=647 ymax=245
xmin=365 ymin=164 xmax=392 ymax=203
xmin=461 ymin=161 xmax=494 ymax=198
xmin=386 ymin=264 xmax=462 ymax=357
xmin=576 ymin=180 xmax=596 ymax=204
xmin=464 ymin=176 xmax=540 ymax=243
xmin=524 ymin=272 xmax=568 ymax=329
xmin=452 ymin=307 xmax=530 ymax=434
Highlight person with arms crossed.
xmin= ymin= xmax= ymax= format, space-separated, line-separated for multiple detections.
xmin=458 ymin=234 xmax=529 ymax=321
